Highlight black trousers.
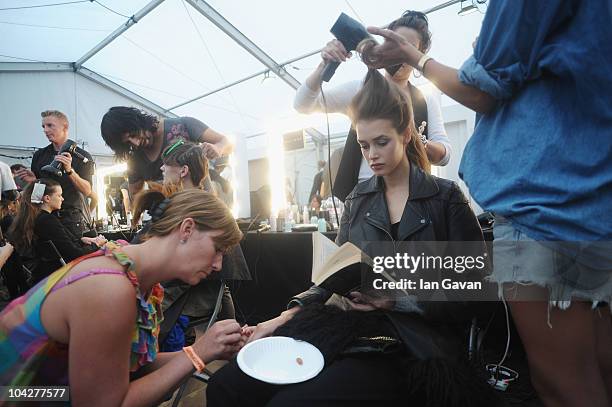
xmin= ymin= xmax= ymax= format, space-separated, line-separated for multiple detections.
xmin=207 ymin=353 xmax=404 ymax=407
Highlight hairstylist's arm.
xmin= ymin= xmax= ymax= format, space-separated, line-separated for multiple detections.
xmin=0 ymin=242 xmax=14 ymax=268
xmin=200 ymin=127 xmax=233 ymax=159
xmin=294 ymin=40 xmax=356 ymax=114
xmin=305 ymin=40 xmax=351 ymax=91
xmin=364 ymin=27 xmax=496 ymax=114
xmin=128 ymin=180 xmax=144 ymax=198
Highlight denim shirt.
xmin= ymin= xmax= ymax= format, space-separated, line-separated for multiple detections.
xmin=457 ymin=0 xmax=612 ymax=242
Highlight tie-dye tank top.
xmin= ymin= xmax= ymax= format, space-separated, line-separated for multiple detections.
xmin=0 ymin=241 xmax=164 ymax=386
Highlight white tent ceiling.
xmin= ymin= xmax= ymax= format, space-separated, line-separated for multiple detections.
xmin=0 ymin=0 xmax=485 ymax=153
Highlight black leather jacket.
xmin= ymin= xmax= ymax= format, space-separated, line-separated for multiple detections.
xmin=337 ymin=162 xmax=482 ymax=245
xmin=291 ymin=163 xmax=485 ymax=359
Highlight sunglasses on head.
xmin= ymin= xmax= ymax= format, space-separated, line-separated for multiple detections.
xmin=401 ymin=10 xmax=428 ymax=22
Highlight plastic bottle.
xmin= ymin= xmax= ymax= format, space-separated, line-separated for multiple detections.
xmin=302 ymin=206 xmax=309 ymax=225
xmin=317 ymin=217 xmax=327 ymax=232
xmin=269 ymin=216 xmax=277 ymax=232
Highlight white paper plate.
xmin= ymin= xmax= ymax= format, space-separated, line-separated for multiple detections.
xmin=237 ymin=336 xmax=324 ymax=384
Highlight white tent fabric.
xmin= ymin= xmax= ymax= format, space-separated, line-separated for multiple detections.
xmin=0 ymin=69 xmax=168 ymax=153
xmin=0 ymin=0 xmax=485 ymax=145
xmin=0 ymin=0 xmax=486 ymax=215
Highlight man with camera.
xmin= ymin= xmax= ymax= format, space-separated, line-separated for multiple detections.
xmin=15 ymin=110 xmax=94 ymax=237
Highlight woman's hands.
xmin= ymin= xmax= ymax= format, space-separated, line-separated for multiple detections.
xmin=192 ymin=319 xmax=244 ymax=363
xmin=346 ymin=291 xmax=394 ymax=312
xmin=321 ymin=39 xmax=352 ymax=63
xmin=201 ymin=142 xmax=221 ymax=160
xmin=241 ymin=307 xmax=301 ymax=344
xmin=361 ymin=27 xmax=423 ymax=69
xmin=81 ymin=235 xmax=107 ymax=247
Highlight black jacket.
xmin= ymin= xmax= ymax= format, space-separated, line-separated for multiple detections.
xmin=292 ymin=164 xmax=485 ymax=359
xmin=31 ymin=211 xmax=97 ymax=283
xmin=337 ymin=162 xmax=481 ymax=245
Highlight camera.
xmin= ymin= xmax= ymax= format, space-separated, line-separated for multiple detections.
xmin=41 ymin=139 xmax=89 ymax=177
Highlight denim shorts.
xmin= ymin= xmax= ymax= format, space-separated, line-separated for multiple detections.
xmin=491 ymin=216 xmax=611 ymax=312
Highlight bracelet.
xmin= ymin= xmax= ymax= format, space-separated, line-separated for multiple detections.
xmin=417 ymin=55 xmax=433 ymax=73
xmin=65 ymin=169 xmax=73 ymax=175
xmin=182 ymin=346 xmax=206 ymax=372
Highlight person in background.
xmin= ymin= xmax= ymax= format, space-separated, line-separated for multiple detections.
xmin=0 ymin=195 xmax=27 ymax=299
xmin=101 ymin=106 xmax=233 ymax=198
xmin=294 ymin=11 xmax=451 ymax=201
xmin=1 ymin=189 xmax=246 ymax=406
xmin=362 ymin=1 xmax=612 ymax=405
xmin=0 ymin=161 xmax=18 ymax=201
xmin=14 ymin=110 xmax=94 ymax=238
xmin=8 ymin=179 xmax=105 ymax=284
xmin=137 ymin=140 xmax=247 ymax=343
xmin=308 ymin=160 xmax=326 ymax=203
xmin=119 ymin=177 xmax=131 ymax=219
xmin=309 ymin=194 xmax=322 ymax=217
xmin=9 ymin=164 xmax=28 ymax=191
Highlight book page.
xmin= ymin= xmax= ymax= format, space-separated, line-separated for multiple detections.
xmin=311 ymin=232 xmax=340 ymax=273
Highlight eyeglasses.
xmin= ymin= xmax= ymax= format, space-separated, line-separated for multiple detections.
xmin=162 ymin=139 xmax=185 ymax=158
xmin=401 ymin=10 xmax=428 ymax=23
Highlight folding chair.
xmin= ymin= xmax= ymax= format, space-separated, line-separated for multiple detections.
xmin=157 ymin=280 xmax=227 ymax=407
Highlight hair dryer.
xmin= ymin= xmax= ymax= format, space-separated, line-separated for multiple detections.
xmin=321 ymin=13 xmax=371 ymax=82
xmin=41 ymin=139 xmax=89 ymax=177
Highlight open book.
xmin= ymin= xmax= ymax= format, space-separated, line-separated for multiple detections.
xmin=311 ymin=232 xmax=372 ymax=296
xmin=311 ymin=233 xmax=408 ymax=297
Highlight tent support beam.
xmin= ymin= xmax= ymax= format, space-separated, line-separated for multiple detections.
xmin=165 ymin=49 xmax=318 ymax=112
xmin=73 ymin=0 xmax=167 ymax=70
xmin=0 ymin=62 xmax=73 ymax=72
xmin=166 ymin=0 xmax=467 ymax=112
xmin=185 ymin=0 xmax=300 ymax=90
xmin=77 ymin=68 xmax=177 ymax=117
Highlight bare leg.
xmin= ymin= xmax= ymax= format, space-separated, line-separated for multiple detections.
xmin=508 ymin=298 xmax=610 ymax=407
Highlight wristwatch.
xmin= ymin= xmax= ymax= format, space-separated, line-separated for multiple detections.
xmin=417 ymin=55 xmax=433 ymax=73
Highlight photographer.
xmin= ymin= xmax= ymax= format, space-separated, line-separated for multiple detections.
xmin=15 ymin=110 xmax=94 ymax=237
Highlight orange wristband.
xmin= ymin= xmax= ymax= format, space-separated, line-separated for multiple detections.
xmin=182 ymin=346 xmax=205 ymax=372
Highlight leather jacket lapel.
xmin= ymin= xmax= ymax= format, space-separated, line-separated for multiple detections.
xmin=398 ymin=163 xmax=438 ymax=240
xmin=398 ymin=202 xmax=429 ymax=241
xmin=364 ymin=191 xmax=392 ymax=237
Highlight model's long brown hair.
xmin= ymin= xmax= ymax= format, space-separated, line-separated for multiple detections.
xmin=132 ymin=189 xmax=241 ymax=253
xmin=9 ymin=179 xmax=60 ymax=252
xmin=348 ymin=68 xmax=430 ymax=172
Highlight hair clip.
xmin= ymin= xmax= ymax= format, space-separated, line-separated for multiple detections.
xmin=151 ymin=198 xmax=171 ymax=222
xmin=31 ymin=182 xmax=46 ymax=204
xmin=162 ymin=139 xmax=185 ymax=158
xmin=417 ymin=121 xmax=428 ymax=145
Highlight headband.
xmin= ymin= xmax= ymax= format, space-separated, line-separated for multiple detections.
xmin=162 ymin=139 xmax=186 ymax=159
